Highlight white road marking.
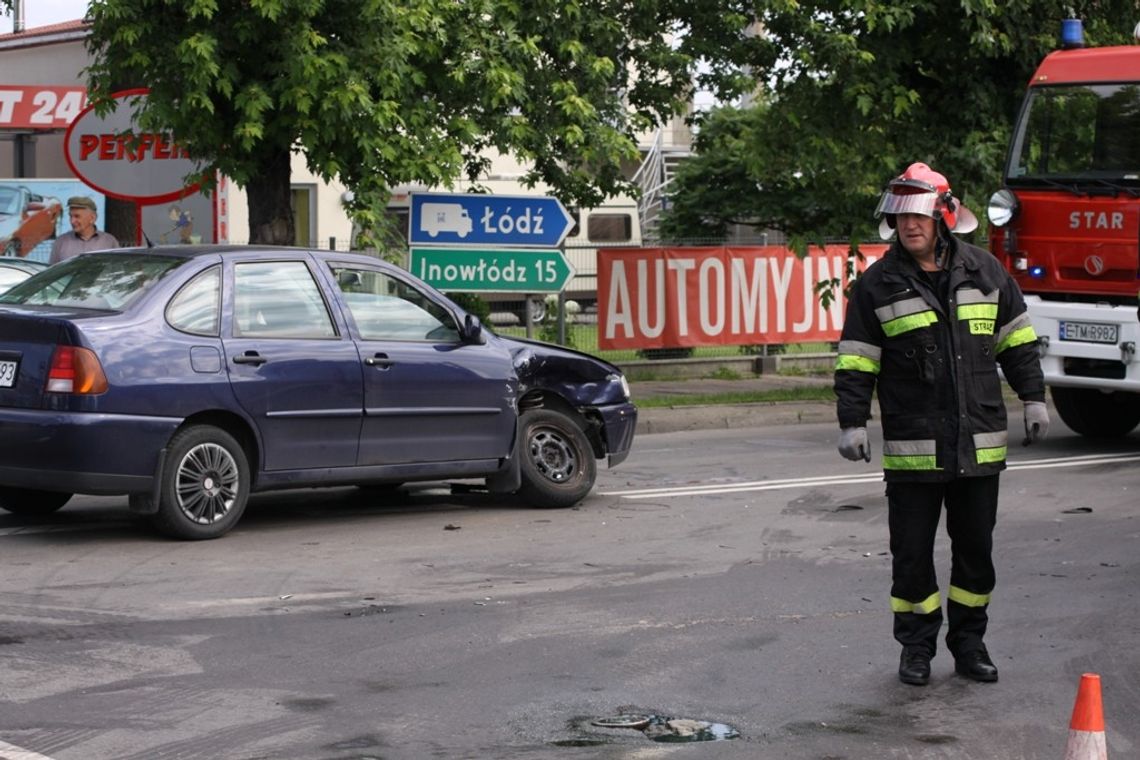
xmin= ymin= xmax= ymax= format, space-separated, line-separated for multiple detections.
xmin=0 ymin=740 xmax=57 ymax=760
xmin=601 ymin=453 xmax=1140 ymax=500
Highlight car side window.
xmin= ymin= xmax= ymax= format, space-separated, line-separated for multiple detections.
xmin=330 ymin=266 xmax=460 ymax=342
xmin=233 ymin=261 xmax=337 ymax=339
xmin=166 ymin=265 xmax=220 ymax=336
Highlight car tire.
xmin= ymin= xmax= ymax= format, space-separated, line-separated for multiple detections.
xmin=150 ymin=425 xmax=250 ymax=540
xmin=517 ymin=409 xmax=596 ymax=508
xmin=0 ymin=487 xmax=72 ymax=516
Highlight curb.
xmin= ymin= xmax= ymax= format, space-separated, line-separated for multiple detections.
xmin=635 ymin=400 xmax=839 ymax=435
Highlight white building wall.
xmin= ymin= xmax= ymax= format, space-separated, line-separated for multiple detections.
xmin=0 ymin=33 xmax=89 ymax=178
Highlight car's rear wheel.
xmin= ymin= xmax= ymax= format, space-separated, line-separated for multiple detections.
xmin=150 ymin=425 xmax=250 ymax=540
xmin=0 ymin=487 xmax=72 ymax=516
xmin=517 ymin=409 xmax=596 ymax=508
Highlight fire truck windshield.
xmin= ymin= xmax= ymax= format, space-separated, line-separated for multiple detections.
xmin=1007 ymin=83 xmax=1140 ymax=185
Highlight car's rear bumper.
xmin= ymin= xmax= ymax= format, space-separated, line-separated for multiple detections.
xmin=0 ymin=409 xmax=180 ymax=495
xmin=597 ymin=402 xmax=637 ymax=467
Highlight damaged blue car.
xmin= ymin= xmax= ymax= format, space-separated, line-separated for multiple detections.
xmin=0 ymin=246 xmax=636 ymax=539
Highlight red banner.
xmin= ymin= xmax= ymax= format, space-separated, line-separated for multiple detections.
xmin=0 ymin=86 xmax=87 ymax=129
xmin=597 ymin=245 xmax=887 ymax=350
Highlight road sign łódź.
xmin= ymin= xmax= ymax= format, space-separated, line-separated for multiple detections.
xmin=409 ymin=193 xmax=575 ymax=248
xmin=409 ymin=248 xmax=575 ymax=293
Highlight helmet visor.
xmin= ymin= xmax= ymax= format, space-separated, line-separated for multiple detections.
xmin=875 ymin=190 xmax=938 ymax=218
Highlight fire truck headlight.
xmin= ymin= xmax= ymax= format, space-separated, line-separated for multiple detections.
xmin=987 ymin=189 xmax=1019 ymax=227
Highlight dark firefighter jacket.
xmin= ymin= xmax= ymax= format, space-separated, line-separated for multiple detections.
xmin=834 ymin=237 xmax=1045 ymax=482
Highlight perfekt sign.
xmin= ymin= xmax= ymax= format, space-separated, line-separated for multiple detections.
xmin=64 ymin=88 xmax=204 ymax=203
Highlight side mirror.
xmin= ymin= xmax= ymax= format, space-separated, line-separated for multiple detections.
xmin=463 ymin=314 xmax=486 ymax=344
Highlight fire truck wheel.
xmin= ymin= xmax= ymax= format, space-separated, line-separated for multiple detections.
xmin=1051 ymin=387 xmax=1140 ymax=438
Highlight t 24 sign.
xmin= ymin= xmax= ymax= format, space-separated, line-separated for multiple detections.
xmin=0 ymin=86 xmax=87 ymax=129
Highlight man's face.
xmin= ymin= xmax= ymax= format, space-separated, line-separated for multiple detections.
xmin=68 ymin=207 xmax=97 ymax=236
xmin=896 ymin=213 xmax=937 ymax=258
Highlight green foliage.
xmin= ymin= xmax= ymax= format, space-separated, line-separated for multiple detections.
xmin=660 ymin=2 xmax=1138 ymax=248
xmin=84 ymin=0 xmax=759 ymax=243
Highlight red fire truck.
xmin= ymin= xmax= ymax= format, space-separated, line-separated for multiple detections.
xmin=987 ymin=26 xmax=1140 ymax=438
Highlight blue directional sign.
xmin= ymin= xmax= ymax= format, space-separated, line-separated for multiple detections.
xmin=409 ymin=192 xmax=575 ymax=248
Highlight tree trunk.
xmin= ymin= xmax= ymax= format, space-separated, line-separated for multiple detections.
xmin=245 ymin=149 xmax=294 ymax=245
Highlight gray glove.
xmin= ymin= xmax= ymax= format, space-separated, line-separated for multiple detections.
xmin=1023 ymin=400 xmax=1049 ymax=444
xmin=838 ymin=427 xmax=871 ymax=462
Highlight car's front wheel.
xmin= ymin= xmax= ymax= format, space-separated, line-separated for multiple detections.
xmin=150 ymin=425 xmax=250 ymax=540
xmin=0 ymin=487 xmax=72 ymax=517
xmin=517 ymin=409 xmax=596 ymax=508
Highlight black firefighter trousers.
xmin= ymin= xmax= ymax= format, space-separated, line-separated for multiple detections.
xmin=886 ymin=474 xmax=999 ymax=658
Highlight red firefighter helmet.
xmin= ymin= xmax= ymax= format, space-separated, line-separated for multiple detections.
xmin=875 ymin=162 xmax=978 ymax=240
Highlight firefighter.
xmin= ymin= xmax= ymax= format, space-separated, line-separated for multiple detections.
xmin=834 ymin=162 xmax=1048 ymax=686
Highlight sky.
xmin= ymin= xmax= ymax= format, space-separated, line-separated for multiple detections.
xmin=1 ymin=0 xmax=91 ymax=34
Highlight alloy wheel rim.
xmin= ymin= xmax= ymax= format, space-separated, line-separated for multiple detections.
xmin=176 ymin=442 xmax=239 ymax=525
xmin=528 ymin=428 xmax=576 ymax=483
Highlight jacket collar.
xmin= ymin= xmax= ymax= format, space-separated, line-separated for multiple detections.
xmin=881 ymin=237 xmax=995 ymax=292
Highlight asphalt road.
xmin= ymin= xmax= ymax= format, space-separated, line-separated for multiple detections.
xmin=0 ymin=410 xmax=1136 ymax=759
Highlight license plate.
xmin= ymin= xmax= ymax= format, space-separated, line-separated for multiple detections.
xmin=0 ymin=359 xmax=16 ymax=388
xmin=1059 ymin=320 xmax=1119 ymax=344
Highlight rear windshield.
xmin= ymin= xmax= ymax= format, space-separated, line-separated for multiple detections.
xmin=0 ymin=253 xmax=184 ymax=310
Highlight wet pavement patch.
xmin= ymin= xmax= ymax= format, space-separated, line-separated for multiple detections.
xmin=586 ymin=713 xmax=740 ymax=743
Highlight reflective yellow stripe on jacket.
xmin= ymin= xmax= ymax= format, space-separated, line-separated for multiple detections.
xmin=973 ymin=430 xmax=1007 ymax=465
xmin=835 ymin=340 xmax=882 ymax=374
xmin=995 ymin=311 xmax=1037 ymax=354
xmin=957 ymin=288 xmax=999 ymax=336
xmin=875 ymin=297 xmax=938 ymax=337
xmin=882 ymin=438 xmax=939 ymax=471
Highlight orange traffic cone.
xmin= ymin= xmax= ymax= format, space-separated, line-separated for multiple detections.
xmin=1064 ymin=673 xmax=1107 ymax=759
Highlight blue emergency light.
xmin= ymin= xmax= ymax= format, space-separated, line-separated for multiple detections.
xmin=1029 ymin=265 xmax=1047 ymax=279
xmin=1061 ymin=18 xmax=1084 ymax=49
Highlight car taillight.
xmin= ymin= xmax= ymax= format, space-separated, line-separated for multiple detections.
xmin=46 ymin=346 xmax=109 ymax=394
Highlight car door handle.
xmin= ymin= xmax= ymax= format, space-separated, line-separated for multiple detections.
xmin=364 ymin=353 xmax=394 ymax=369
xmin=232 ymin=351 xmax=267 ymax=366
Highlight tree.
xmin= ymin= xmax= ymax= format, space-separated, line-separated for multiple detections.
xmin=660 ymin=2 xmax=1138 ymax=249
xmin=84 ymin=0 xmax=759 ymax=245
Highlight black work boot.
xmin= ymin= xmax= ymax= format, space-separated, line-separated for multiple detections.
xmin=898 ymin=647 xmax=932 ymax=686
xmin=954 ymin=647 xmax=999 ymax=682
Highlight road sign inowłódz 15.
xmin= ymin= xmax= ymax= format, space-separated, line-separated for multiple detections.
xmin=409 ymin=193 xmax=575 ymax=247
xmin=410 ymin=248 xmax=575 ymax=293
